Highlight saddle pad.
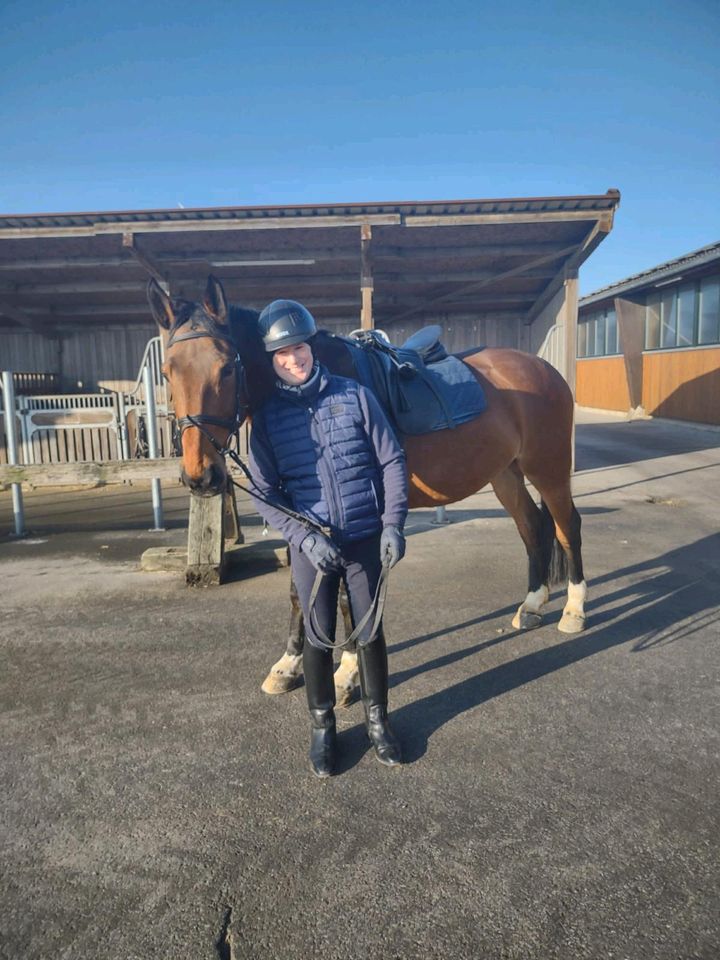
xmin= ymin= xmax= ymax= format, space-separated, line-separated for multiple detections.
xmin=351 ymin=345 xmax=486 ymax=436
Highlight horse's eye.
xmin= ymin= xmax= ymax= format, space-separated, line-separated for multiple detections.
xmin=221 ymin=364 xmax=235 ymax=379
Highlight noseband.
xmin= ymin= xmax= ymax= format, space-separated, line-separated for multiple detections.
xmin=166 ymin=323 xmax=248 ymax=439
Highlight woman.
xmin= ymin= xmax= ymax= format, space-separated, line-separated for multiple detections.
xmin=248 ymin=299 xmax=408 ymax=778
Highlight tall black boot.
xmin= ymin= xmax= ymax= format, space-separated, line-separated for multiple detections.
xmin=357 ymin=630 xmax=402 ymax=767
xmin=304 ymin=642 xmax=337 ymax=778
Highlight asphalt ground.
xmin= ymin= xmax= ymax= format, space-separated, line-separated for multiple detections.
xmin=1 ymin=410 xmax=719 ymax=960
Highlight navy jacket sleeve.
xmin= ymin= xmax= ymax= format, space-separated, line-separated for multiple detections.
xmin=357 ymin=385 xmax=409 ymax=531
xmin=248 ymin=411 xmax=312 ymax=548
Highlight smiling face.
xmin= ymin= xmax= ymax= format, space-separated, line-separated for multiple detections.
xmin=271 ymin=342 xmax=314 ymax=385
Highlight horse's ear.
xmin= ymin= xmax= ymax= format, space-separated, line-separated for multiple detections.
xmin=147 ymin=279 xmax=174 ymax=330
xmin=204 ymin=275 xmax=228 ymax=325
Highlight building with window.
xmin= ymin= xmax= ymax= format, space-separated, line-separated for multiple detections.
xmin=576 ymin=242 xmax=720 ymax=425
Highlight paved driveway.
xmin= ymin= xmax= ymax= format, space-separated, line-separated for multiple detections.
xmin=1 ymin=410 xmax=719 ymax=960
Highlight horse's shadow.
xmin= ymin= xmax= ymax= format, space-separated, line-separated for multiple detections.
xmin=342 ymin=531 xmax=720 ymax=767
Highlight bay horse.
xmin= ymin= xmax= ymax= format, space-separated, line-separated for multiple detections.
xmin=148 ymin=276 xmax=586 ymax=703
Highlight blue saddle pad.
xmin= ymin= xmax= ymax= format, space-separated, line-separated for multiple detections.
xmin=350 ymin=343 xmax=486 ymax=436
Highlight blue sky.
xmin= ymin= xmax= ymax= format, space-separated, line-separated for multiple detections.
xmin=1 ymin=0 xmax=718 ymax=293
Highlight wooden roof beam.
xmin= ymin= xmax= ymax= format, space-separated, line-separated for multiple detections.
xmin=0 ymin=213 xmax=402 ymax=240
xmin=0 ymin=242 xmax=573 ymax=273
xmin=0 ymin=301 xmax=55 ymax=335
xmin=524 ymin=214 xmax=614 ymax=325
xmin=386 ymin=242 xmax=580 ymax=324
xmin=122 ymin=232 xmax=168 ymax=291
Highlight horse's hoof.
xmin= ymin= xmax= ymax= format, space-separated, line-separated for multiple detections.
xmin=261 ymin=672 xmax=302 ymax=695
xmin=512 ymin=609 xmax=543 ymax=630
xmin=558 ymin=613 xmax=586 ymax=634
xmin=335 ymin=684 xmax=359 ymax=709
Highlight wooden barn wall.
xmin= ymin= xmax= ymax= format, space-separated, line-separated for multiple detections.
xmin=576 ymin=357 xmax=631 ymax=411
xmin=0 ymin=324 xmax=156 ymax=393
xmin=642 ymin=347 xmax=720 ymax=425
xmin=2 ymin=312 xmax=522 ymax=402
xmin=355 ymin=313 xmax=522 ymax=352
xmin=1 ymin=331 xmax=61 ymax=377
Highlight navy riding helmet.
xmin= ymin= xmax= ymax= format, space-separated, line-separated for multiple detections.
xmin=258 ymin=299 xmax=317 ymax=352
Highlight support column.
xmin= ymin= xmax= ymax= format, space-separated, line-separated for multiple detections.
xmin=563 ymin=270 xmax=579 ymax=397
xmin=615 ymin=296 xmax=646 ymax=413
xmin=360 ymin=223 xmax=373 ymax=330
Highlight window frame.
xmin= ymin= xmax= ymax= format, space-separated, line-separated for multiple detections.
xmin=644 ymin=274 xmax=720 ymax=351
xmin=577 ymin=306 xmax=621 ymax=358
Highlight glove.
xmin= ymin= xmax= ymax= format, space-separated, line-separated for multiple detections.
xmin=380 ymin=525 xmax=405 ymax=569
xmin=300 ymin=532 xmax=342 ymax=574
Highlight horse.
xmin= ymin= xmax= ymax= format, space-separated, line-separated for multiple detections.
xmin=148 ymin=275 xmax=587 ymax=704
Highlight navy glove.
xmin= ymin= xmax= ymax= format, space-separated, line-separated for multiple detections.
xmin=380 ymin=525 xmax=405 ymax=569
xmin=300 ymin=532 xmax=342 ymax=574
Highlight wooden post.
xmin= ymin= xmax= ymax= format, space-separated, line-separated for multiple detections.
xmin=615 ymin=296 xmax=646 ymax=413
xmin=186 ymin=494 xmax=226 ymax=585
xmin=360 ymin=223 xmax=373 ymax=330
xmin=563 ymin=270 xmax=579 ymax=397
xmin=223 ymin=484 xmax=244 ymax=544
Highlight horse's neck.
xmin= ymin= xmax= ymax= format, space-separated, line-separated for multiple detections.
xmin=314 ymin=332 xmax=357 ymax=380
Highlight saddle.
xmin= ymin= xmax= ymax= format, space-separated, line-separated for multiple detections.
xmin=342 ymin=325 xmax=487 ymax=436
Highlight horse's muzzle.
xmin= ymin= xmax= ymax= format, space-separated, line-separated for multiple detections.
xmin=182 ymin=462 xmax=227 ymax=497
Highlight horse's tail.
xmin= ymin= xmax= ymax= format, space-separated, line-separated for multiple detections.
xmin=541 ymin=499 xmax=568 ymax=586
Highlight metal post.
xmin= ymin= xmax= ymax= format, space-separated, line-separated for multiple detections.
xmin=431 ymin=505 xmax=450 ymax=525
xmin=142 ymin=363 xmax=165 ymax=531
xmin=1 ymin=371 xmax=26 ymax=537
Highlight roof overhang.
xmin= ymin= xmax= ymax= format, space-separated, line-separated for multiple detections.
xmin=580 ymin=240 xmax=720 ymax=309
xmin=0 ymin=191 xmax=620 ymax=336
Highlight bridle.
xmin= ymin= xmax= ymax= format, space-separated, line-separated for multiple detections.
xmin=166 ymin=322 xmax=249 ymax=440
xmin=167 ymin=317 xmax=390 ymax=651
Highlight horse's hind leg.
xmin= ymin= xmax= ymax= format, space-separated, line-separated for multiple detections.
xmin=525 ymin=473 xmax=586 ymax=634
xmin=261 ymin=576 xmax=305 ymax=695
xmin=491 ymin=463 xmax=552 ymax=630
xmin=334 ymin=582 xmax=359 ymax=708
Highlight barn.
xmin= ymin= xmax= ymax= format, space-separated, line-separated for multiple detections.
xmin=576 ymin=241 xmax=720 ymax=425
xmin=1 ymin=192 xmax=620 ymax=464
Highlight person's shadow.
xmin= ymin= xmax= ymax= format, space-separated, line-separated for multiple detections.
xmin=341 ymin=532 xmax=720 ymax=766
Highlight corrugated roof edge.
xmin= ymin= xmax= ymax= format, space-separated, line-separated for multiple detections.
xmin=0 ymin=190 xmax=621 ymax=228
xmin=580 ymin=240 xmax=720 ymax=307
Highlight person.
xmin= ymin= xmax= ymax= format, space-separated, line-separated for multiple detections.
xmin=248 ymin=299 xmax=408 ymax=778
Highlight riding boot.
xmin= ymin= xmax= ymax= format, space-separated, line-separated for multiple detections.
xmin=303 ymin=642 xmax=337 ymax=778
xmin=357 ymin=629 xmax=402 ymax=766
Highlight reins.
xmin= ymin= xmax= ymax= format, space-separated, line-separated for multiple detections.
xmin=185 ymin=411 xmax=391 ymax=651
xmin=167 ymin=320 xmax=390 ymax=652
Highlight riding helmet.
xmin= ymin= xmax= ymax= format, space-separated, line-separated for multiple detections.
xmin=258 ymin=299 xmax=317 ymax=352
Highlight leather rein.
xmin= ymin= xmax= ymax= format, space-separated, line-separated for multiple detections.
xmin=168 ymin=320 xmax=390 ymax=651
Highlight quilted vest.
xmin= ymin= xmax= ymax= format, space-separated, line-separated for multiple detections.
xmin=258 ymin=371 xmax=383 ymax=545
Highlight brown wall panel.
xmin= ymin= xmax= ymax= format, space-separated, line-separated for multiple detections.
xmin=642 ymin=348 xmax=720 ymax=424
xmin=576 ymin=357 xmax=630 ymax=411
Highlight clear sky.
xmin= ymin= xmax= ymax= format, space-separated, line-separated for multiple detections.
xmin=1 ymin=0 xmax=718 ymax=294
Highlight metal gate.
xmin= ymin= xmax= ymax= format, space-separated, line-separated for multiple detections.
xmin=0 ymin=337 xmax=171 ymax=465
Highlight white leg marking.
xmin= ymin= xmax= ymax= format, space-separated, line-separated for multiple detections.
xmin=512 ymin=584 xmax=549 ymax=630
xmin=260 ymin=652 xmax=303 ymax=695
xmin=559 ymin=580 xmax=587 ymax=634
xmin=334 ymin=650 xmax=359 ymax=708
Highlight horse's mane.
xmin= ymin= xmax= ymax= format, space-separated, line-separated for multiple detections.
xmin=225 ymin=304 xmax=357 ymax=412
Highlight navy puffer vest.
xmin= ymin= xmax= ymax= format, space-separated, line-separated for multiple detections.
xmin=257 ymin=369 xmax=383 ymax=545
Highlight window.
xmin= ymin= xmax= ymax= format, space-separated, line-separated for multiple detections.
xmin=699 ymin=277 xmax=720 ymax=345
xmin=660 ymin=290 xmax=678 ymax=348
xmin=577 ymin=307 xmax=620 ymax=357
xmin=645 ymin=274 xmax=720 ymax=349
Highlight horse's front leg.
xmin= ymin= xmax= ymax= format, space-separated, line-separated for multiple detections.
xmin=334 ymin=582 xmax=359 ymax=708
xmin=261 ymin=575 xmax=305 ymax=695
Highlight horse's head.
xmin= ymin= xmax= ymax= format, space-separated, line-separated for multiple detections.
xmin=148 ymin=275 xmax=248 ymax=497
